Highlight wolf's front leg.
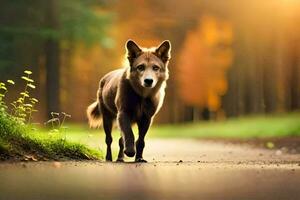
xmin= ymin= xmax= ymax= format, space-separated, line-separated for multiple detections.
xmin=117 ymin=112 xmax=135 ymax=157
xmin=136 ymin=115 xmax=152 ymax=162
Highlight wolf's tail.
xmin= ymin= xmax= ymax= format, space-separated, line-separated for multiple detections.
xmin=86 ymin=101 xmax=102 ymax=128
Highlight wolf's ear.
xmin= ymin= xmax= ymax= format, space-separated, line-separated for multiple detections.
xmin=126 ymin=40 xmax=142 ymax=65
xmin=155 ymin=40 xmax=171 ymax=63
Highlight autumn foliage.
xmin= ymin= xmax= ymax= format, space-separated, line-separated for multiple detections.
xmin=2 ymin=0 xmax=300 ymax=123
xmin=177 ymin=16 xmax=233 ymax=112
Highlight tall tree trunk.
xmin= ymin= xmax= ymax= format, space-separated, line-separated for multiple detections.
xmin=289 ymin=40 xmax=300 ymax=110
xmin=45 ymin=0 xmax=60 ymax=119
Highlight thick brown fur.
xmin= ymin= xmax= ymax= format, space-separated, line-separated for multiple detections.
xmin=87 ymin=39 xmax=171 ymax=162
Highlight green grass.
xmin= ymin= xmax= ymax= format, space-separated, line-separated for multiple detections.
xmin=1 ymin=111 xmax=292 ymax=161
xmin=3 ymin=112 xmax=297 ymax=161
xmin=0 ymin=111 xmax=102 ymax=161
xmin=60 ymin=113 xmax=300 ymax=147
xmin=151 ymin=112 xmax=300 ymax=139
xmin=0 ymin=70 xmax=102 ymax=161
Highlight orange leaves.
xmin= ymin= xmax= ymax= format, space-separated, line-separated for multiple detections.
xmin=177 ymin=15 xmax=233 ymax=112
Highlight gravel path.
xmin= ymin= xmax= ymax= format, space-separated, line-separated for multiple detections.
xmin=0 ymin=139 xmax=300 ymax=200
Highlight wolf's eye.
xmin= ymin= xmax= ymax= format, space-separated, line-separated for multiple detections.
xmin=153 ymin=65 xmax=160 ymax=71
xmin=136 ymin=64 xmax=145 ymax=71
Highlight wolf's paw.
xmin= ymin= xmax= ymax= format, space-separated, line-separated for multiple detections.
xmin=124 ymin=147 xmax=135 ymax=157
xmin=135 ymin=158 xmax=147 ymax=163
xmin=116 ymin=158 xmax=124 ymax=162
xmin=106 ymin=156 xmax=112 ymax=162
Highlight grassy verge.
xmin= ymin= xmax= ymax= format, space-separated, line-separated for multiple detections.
xmin=0 ymin=111 xmax=102 ymax=161
xmin=3 ymin=111 xmax=296 ymax=161
xmin=0 ymin=70 xmax=102 ymax=161
xmin=151 ymin=112 xmax=300 ymax=139
xmin=60 ymin=112 xmax=300 ymax=146
xmin=19 ymin=112 xmax=298 ymax=160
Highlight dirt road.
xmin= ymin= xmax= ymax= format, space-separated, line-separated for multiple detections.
xmin=0 ymin=139 xmax=300 ymax=200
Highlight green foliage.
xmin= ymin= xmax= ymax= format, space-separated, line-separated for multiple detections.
xmin=0 ymin=110 xmax=101 ymax=161
xmin=149 ymin=113 xmax=300 ymax=139
xmin=0 ymin=70 xmax=38 ymax=123
xmin=1 ymin=0 xmax=112 ymax=40
xmin=59 ymin=0 xmax=113 ymax=46
xmin=0 ymin=0 xmax=112 ymax=75
xmin=45 ymin=111 xmax=72 ymax=134
xmin=9 ymin=70 xmax=38 ymax=123
xmin=0 ymin=69 xmax=102 ymax=161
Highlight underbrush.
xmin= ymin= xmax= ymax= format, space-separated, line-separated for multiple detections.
xmin=0 ymin=70 xmax=102 ymax=161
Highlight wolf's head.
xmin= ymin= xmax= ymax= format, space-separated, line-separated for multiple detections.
xmin=125 ymin=39 xmax=171 ymax=96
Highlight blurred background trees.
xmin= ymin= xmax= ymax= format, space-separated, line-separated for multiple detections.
xmin=177 ymin=15 xmax=233 ymax=121
xmin=0 ymin=0 xmax=299 ymax=123
xmin=0 ymin=0 xmax=111 ymax=119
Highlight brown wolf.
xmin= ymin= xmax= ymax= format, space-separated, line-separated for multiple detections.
xmin=86 ymin=39 xmax=171 ymax=162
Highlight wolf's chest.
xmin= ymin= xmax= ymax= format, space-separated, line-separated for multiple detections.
xmin=132 ymin=99 xmax=156 ymax=120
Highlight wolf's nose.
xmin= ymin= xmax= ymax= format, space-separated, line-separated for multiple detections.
xmin=144 ymin=78 xmax=153 ymax=87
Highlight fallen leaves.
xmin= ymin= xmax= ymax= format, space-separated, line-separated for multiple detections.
xmin=24 ymin=155 xmax=38 ymax=162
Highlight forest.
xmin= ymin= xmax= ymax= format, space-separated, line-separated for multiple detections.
xmin=0 ymin=0 xmax=299 ymax=123
xmin=1 ymin=1 xmax=300 ymax=199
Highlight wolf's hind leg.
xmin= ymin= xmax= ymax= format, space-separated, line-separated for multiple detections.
xmin=135 ymin=116 xmax=151 ymax=162
xmin=116 ymin=137 xmax=124 ymax=162
xmin=102 ymin=109 xmax=114 ymax=161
